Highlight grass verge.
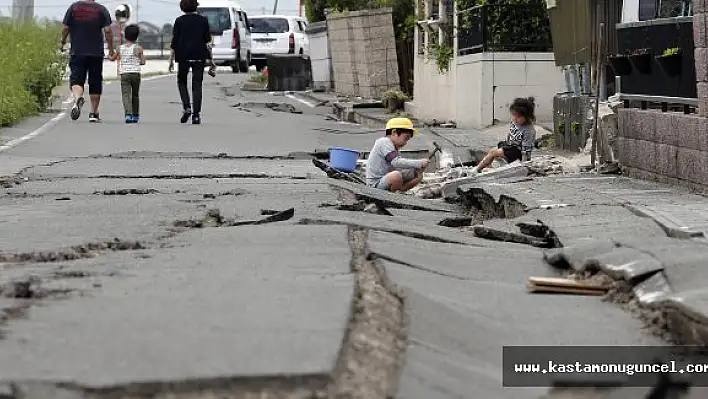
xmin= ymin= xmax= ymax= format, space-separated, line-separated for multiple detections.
xmin=0 ymin=22 xmax=67 ymax=128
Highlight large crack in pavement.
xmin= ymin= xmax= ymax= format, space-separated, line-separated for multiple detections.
xmin=329 ymin=227 xmax=407 ymax=398
xmin=0 ymin=239 xmax=146 ymax=264
xmin=0 ymin=226 xmax=408 ymax=399
xmin=457 ymin=180 xmax=708 ymax=395
xmin=0 ymin=167 xmax=410 ymax=398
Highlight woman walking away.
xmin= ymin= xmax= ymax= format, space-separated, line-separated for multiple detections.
xmin=109 ymin=24 xmax=146 ymax=123
xmin=168 ymin=0 xmax=216 ymax=125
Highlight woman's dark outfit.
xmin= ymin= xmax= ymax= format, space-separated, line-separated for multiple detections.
xmin=171 ymin=12 xmax=211 ymax=123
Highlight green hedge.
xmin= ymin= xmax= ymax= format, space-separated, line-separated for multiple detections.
xmin=0 ymin=22 xmax=67 ymax=127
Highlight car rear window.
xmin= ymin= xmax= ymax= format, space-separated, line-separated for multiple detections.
xmin=250 ymin=18 xmax=290 ymax=34
xmin=197 ymin=7 xmax=231 ymax=34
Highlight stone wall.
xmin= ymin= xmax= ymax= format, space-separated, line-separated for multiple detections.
xmin=326 ymin=8 xmax=400 ymax=98
xmin=617 ymin=109 xmax=708 ymax=190
xmin=616 ymin=5 xmax=708 ymax=190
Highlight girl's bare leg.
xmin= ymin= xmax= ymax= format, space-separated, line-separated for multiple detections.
xmin=475 ymin=148 xmax=505 ymax=173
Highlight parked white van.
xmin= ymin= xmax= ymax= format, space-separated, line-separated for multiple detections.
xmin=196 ymin=0 xmax=252 ymax=73
xmin=248 ymin=15 xmax=309 ymax=71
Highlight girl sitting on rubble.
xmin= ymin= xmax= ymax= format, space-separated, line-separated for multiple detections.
xmin=470 ymin=97 xmax=537 ymax=175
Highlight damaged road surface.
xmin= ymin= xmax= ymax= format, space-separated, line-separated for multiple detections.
xmin=0 ymin=73 xmax=677 ymax=398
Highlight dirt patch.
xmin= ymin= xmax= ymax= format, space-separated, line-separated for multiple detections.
xmin=53 ymin=270 xmax=94 ymax=279
xmin=566 ymin=269 xmax=674 ymax=342
xmin=95 ymin=189 xmax=159 ymax=195
xmin=232 ymin=102 xmax=303 ymax=114
xmin=202 ymin=189 xmax=248 ymax=199
xmin=0 ymin=239 xmax=145 ymax=264
xmin=1 ymin=277 xmax=76 ymax=300
xmin=328 ymin=227 xmax=407 ymax=398
xmin=457 ymin=187 xmax=526 ymax=219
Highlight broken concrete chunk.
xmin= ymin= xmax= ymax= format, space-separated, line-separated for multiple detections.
xmin=438 ymin=217 xmax=474 ymax=228
xmin=327 ymin=179 xmax=460 ymax=213
xmin=542 ymin=239 xmax=619 ymax=271
xmin=232 ymin=208 xmax=295 ymax=226
xmin=441 ymin=162 xmax=530 ymax=200
xmin=473 ymin=226 xmax=550 ymax=248
xmin=298 ymin=211 xmax=487 ymax=246
xmin=632 ymin=272 xmax=672 ymax=307
xmin=586 ymin=248 xmax=665 ymax=282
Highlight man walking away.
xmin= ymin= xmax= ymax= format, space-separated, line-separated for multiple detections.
xmin=61 ymin=0 xmax=115 ymax=123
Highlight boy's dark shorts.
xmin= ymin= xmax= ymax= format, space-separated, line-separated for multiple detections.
xmin=69 ymin=55 xmax=104 ymax=95
xmin=497 ymin=141 xmax=522 ymax=163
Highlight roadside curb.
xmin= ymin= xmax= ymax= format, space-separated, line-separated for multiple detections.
xmin=293 ymin=91 xmax=333 ymax=105
xmin=350 ymin=110 xmax=388 ymax=129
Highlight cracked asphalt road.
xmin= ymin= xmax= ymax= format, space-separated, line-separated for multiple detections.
xmin=0 ymin=73 xmax=662 ymax=398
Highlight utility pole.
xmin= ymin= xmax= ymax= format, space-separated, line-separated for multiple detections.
xmin=11 ymin=0 xmax=33 ymax=23
xmin=272 ymin=0 xmax=278 ymax=15
xmin=135 ymin=0 xmax=139 ymax=23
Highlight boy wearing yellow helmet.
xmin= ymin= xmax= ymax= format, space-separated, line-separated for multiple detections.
xmin=365 ymin=117 xmax=430 ymax=192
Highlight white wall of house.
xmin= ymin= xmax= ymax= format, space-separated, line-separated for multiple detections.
xmin=413 ymin=0 xmax=565 ymax=128
xmin=306 ymin=21 xmax=332 ymax=91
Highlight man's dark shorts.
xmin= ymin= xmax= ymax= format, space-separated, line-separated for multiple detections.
xmin=69 ymin=55 xmax=104 ymax=95
xmin=497 ymin=141 xmax=522 ymax=163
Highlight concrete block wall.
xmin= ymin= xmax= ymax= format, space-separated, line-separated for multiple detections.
xmin=326 ymin=8 xmax=400 ymax=98
xmin=413 ymin=52 xmax=564 ymax=128
xmin=613 ymin=7 xmax=708 ymax=190
xmin=618 ymin=109 xmax=708 ymax=191
xmin=695 ymin=0 xmax=708 ymax=116
xmin=306 ymin=21 xmax=332 ymax=90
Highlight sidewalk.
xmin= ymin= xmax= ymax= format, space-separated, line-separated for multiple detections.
xmin=457 ymin=173 xmax=708 ymax=349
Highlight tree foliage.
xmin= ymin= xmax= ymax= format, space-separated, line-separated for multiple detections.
xmin=304 ymin=0 xmax=415 ymax=40
xmin=0 ymin=21 xmax=68 ymax=127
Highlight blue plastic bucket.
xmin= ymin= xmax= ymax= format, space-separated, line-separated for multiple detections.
xmin=329 ymin=147 xmax=360 ymax=173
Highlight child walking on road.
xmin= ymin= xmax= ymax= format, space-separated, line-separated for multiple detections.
xmin=169 ymin=0 xmax=216 ymax=125
xmin=109 ymin=24 xmax=146 ymax=123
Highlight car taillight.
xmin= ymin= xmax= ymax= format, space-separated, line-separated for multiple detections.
xmin=288 ymin=33 xmax=295 ymax=54
xmin=232 ymin=28 xmax=239 ymax=49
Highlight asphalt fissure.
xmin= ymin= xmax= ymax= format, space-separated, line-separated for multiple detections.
xmin=328 ymin=226 xmax=408 ymax=398
xmin=2 ymin=374 xmax=331 ymax=399
xmin=172 ymin=208 xmax=295 ymax=230
xmin=0 ymin=239 xmax=146 ymax=264
xmin=466 ymin=185 xmax=690 ymax=348
xmin=25 ymin=174 xmax=310 ymax=181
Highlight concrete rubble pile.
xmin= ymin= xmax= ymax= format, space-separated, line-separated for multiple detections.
xmin=408 ymin=155 xmax=581 ymax=200
xmin=354 ymin=154 xmax=584 ymax=200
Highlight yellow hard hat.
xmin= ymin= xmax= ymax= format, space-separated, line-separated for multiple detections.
xmin=385 ymin=117 xmax=419 ymax=135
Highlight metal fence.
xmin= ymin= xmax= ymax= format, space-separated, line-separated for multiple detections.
xmin=457 ymin=4 xmax=553 ymax=56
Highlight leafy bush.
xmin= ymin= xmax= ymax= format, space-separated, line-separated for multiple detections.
xmin=0 ymin=21 xmax=67 ymax=127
